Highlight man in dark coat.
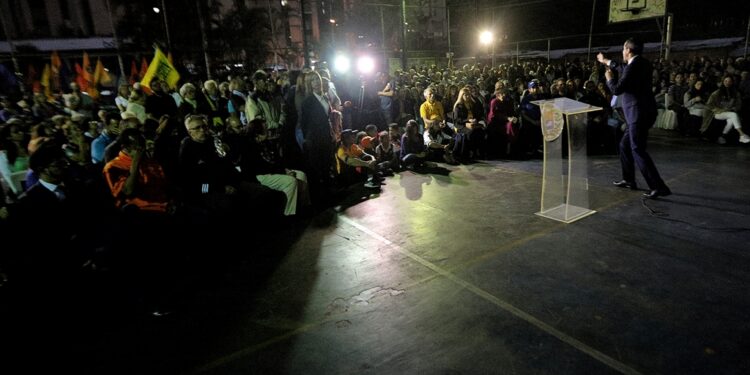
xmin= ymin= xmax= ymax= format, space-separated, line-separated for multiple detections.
xmin=597 ymin=38 xmax=671 ymax=199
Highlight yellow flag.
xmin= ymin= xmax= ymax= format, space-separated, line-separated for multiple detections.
xmin=93 ymin=58 xmax=102 ymax=85
xmin=141 ymin=47 xmax=180 ymax=90
xmin=41 ymin=64 xmax=51 ymax=99
xmin=93 ymin=58 xmax=113 ymax=86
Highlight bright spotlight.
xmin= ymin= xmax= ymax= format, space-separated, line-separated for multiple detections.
xmin=334 ymin=55 xmax=351 ymax=73
xmin=152 ymin=7 xmax=161 ymax=13
xmin=479 ymin=31 xmax=493 ymax=45
xmin=357 ymin=56 xmax=375 ymax=74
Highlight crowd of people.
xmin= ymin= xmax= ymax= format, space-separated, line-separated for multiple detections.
xmin=1 ymin=51 xmax=749 ymax=314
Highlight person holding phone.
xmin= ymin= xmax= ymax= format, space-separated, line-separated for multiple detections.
xmin=597 ymin=38 xmax=671 ymax=199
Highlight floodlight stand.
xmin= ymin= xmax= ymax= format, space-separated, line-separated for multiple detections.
xmin=354 ymin=78 xmax=366 ymax=129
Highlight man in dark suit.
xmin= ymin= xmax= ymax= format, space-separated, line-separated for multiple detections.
xmin=597 ymin=38 xmax=671 ymax=199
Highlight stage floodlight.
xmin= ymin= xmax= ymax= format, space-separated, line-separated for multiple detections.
xmin=334 ymin=55 xmax=351 ymax=73
xmin=357 ymin=56 xmax=375 ymax=74
xmin=479 ymin=31 xmax=493 ymax=45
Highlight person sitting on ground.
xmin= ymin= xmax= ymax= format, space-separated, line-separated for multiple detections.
xmin=400 ymin=119 xmax=434 ymax=169
xmin=336 ymin=129 xmax=380 ymax=189
xmin=388 ymin=123 xmax=402 ymax=157
xmin=374 ymin=131 xmax=398 ymax=173
xmin=359 ymin=124 xmax=380 ymax=154
xmin=424 ymin=116 xmax=458 ymax=164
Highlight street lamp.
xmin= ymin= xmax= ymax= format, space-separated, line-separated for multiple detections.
xmin=479 ymin=31 xmax=495 ymax=67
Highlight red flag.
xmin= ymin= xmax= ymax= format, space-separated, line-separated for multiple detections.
xmin=75 ymin=62 xmax=89 ymax=91
xmin=139 ymin=57 xmax=149 ymax=80
xmin=26 ymin=64 xmax=38 ymax=86
xmin=129 ymin=60 xmax=138 ymax=85
xmin=82 ymin=52 xmax=92 ymax=87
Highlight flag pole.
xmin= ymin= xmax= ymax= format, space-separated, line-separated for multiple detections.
xmin=104 ymin=0 xmax=126 ymax=81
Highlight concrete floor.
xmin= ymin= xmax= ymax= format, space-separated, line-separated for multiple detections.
xmin=4 ymin=130 xmax=750 ymax=374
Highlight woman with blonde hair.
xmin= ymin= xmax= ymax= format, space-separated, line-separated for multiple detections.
xmin=300 ymin=70 xmax=335 ymax=200
xmin=452 ymin=86 xmax=487 ymax=160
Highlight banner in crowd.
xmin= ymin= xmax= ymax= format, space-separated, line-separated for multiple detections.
xmin=40 ymin=64 xmax=51 ymax=99
xmin=140 ymin=47 xmax=180 ymax=90
xmin=94 ymin=58 xmax=113 ymax=87
xmin=129 ymin=60 xmax=138 ymax=85
xmin=0 ymin=63 xmax=18 ymax=95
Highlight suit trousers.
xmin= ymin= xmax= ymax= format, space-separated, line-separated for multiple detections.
xmin=619 ymin=123 xmax=666 ymax=190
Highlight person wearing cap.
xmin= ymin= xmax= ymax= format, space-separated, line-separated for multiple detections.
xmin=520 ymin=79 xmax=546 ymax=156
xmin=597 ymin=37 xmax=671 ymax=199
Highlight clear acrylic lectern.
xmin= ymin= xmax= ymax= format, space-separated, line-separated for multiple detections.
xmin=532 ymin=97 xmax=602 ymax=223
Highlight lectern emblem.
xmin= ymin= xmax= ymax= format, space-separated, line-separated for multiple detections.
xmin=541 ymin=103 xmax=564 ymax=142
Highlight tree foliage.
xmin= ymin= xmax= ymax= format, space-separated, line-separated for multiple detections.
xmin=112 ymin=0 xmax=275 ymax=73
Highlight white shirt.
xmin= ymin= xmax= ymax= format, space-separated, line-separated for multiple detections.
xmin=0 ymin=151 xmax=16 ymax=194
xmin=39 ymin=179 xmax=64 ymax=200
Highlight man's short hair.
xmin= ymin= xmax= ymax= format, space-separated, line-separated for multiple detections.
xmin=625 ymin=38 xmax=643 ymax=56
xmin=29 ymin=140 xmax=64 ymax=173
xmin=252 ymin=70 xmax=268 ymax=81
xmin=203 ymin=80 xmax=218 ymax=91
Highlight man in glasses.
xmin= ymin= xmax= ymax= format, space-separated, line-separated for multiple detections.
xmin=178 ymin=115 xmax=285 ymax=219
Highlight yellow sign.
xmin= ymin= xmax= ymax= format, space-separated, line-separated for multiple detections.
xmin=141 ymin=47 xmax=180 ymax=90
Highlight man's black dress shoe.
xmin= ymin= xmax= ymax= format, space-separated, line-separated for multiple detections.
xmin=613 ymin=180 xmax=638 ymax=190
xmin=643 ymin=187 xmax=672 ymax=199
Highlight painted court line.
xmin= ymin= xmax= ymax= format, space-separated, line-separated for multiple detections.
xmin=339 ymin=215 xmax=643 ymax=375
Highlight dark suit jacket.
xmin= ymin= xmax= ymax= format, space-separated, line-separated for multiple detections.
xmin=11 ymin=183 xmax=79 ymax=273
xmin=301 ymin=94 xmax=333 ymax=143
xmin=607 ymin=56 xmax=657 ymax=128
